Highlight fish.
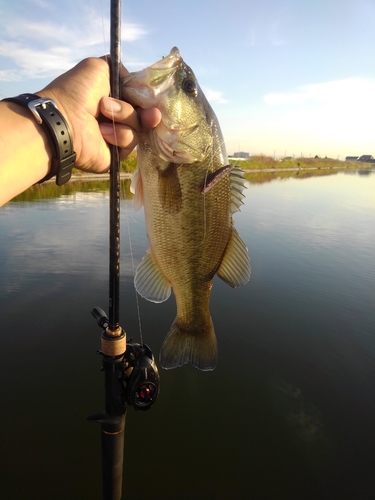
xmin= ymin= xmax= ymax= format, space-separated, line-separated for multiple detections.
xmin=121 ymin=47 xmax=250 ymax=371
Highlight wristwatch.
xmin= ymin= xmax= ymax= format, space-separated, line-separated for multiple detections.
xmin=2 ymin=93 xmax=76 ymax=185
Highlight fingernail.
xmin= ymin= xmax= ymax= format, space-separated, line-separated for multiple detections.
xmin=103 ymin=97 xmax=122 ymax=112
xmin=100 ymin=122 xmax=114 ymax=135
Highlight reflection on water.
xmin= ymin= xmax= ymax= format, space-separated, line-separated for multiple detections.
xmin=270 ymin=380 xmax=323 ymax=443
xmin=0 ymin=170 xmax=375 ymax=499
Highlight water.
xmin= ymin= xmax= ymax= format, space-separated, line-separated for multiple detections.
xmin=0 ymin=171 xmax=374 ymax=499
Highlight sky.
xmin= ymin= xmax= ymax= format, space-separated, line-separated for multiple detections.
xmin=0 ymin=0 xmax=374 ymax=159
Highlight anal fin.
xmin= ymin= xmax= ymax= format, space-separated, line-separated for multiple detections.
xmin=217 ymin=227 xmax=251 ymax=287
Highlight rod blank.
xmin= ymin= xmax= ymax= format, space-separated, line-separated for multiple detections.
xmin=108 ymin=0 xmax=122 ymax=330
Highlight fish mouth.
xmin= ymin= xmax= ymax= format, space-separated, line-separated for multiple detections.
xmin=150 ymin=46 xmax=181 ymax=71
xmin=122 ymin=47 xmax=203 ymax=163
xmin=122 ymin=47 xmax=182 ymax=104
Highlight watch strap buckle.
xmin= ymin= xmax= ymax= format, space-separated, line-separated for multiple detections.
xmin=27 ymin=97 xmax=58 ymax=125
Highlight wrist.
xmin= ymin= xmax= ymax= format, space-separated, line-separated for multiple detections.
xmin=35 ymin=90 xmax=73 ymax=136
xmin=36 ymin=89 xmax=81 ymax=164
xmin=2 ymin=93 xmax=76 ymax=185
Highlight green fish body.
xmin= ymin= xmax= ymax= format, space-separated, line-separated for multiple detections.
xmin=122 ymin=47 xmax=250 ymax=370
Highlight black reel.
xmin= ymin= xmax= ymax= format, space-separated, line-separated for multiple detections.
xmin=123 ymin=343 xmax=160 ymax=411
xmin=91 ymin=307 xmax=160 ymax=412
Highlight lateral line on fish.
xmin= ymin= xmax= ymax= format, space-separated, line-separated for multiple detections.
xmin=201 ymin=164 xmax=235 ymax=194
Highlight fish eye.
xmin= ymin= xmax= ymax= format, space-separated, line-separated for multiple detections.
xmin=182 ymin=78 xmax=197 ymax=96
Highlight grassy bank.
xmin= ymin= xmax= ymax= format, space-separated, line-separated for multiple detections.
xmin=11 ymin=179 xmax=134 ymax=203
xmin=70 ymin=153 xmax=368 ymax=177
xmin=13 ymin=153 xmax=370 ymax=203
xmin=244 ymin=168 xmax=343 ymax=185
xmin=72 ymin=151 xmax=137 ymax=177
xmin=229 ymin=155 xmax=365 ymax=171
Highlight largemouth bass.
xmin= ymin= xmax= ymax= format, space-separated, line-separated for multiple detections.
xmin=122 ymin=47 xmax=250 ymax=371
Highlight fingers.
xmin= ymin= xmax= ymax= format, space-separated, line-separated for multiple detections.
xmin=100 ymin=97 xmax=162 ymax=131
xmin=138 ymin=107 xmax=162 ymax=129
xmin=99 ymin=56 xmax=130 ymax=79
xmin=101 ymin=96 xmax=140 ymax=132
xmin=99 ymin=96 xmax=139 ymax=155
xmin=99 ymin=122 xmax=138 ymax=154
xmin=99 ymin=97 xmax=161 ymax=155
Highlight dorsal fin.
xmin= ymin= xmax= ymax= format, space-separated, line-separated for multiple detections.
xmin=230 ymin=166 xmax=246 ymax=214
xmin=200 ymin=164 xmax=247 ymax=214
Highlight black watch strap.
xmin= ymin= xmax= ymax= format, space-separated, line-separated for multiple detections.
xmin=2 ymin=93 xmax=76 ymax=185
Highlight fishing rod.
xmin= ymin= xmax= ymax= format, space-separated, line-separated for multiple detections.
xmin=88 ymin=2 xmax=160 ymax=499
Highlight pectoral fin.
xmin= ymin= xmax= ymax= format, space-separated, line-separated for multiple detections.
xmin=134 ymin=250 xmax=171 ymax=303
xmin=130 ymin=168 xmax=144 ymax=211
xmin=217 ymin=227 xmax=251 ymax=287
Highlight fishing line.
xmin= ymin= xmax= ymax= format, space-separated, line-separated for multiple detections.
xmin=124 ymin=199 xmax=144 ymax=347
xmin=196 ymin=139 xmax=215 ymax=249
xmin=200 ymin=159 xmax=210 ymax=246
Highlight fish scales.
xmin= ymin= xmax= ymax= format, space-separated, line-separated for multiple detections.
xmin=122 ymin=47 xmax=250 ymax=371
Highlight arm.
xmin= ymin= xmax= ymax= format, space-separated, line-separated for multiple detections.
xmin=0 ymin=57 xmax=160 ymax=207
xmin=0 ymin=100 xmax=52 ymax=204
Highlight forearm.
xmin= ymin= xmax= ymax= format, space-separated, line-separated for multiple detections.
xmin=0 ymin=58 xmax=161 ymax=207
xmin=0 ymin=100 xmax=52 ymax=206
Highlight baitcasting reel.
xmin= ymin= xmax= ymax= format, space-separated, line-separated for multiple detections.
xmin=91 ymin=307 xmax=160 ymax=412
xmin=122 ymin=342 xmax=160 ymax=411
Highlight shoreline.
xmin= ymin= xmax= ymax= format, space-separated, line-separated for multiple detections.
xmin=66 ymin=164 xmax=373 ymax=182
xmin=242 ymin=165 xmax=373 ymax=173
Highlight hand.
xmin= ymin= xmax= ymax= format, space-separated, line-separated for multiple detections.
xmin=37 ymin=57 xmax=161 ymax=173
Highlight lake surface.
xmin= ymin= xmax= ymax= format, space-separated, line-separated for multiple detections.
xmin=0 ymin=169 xmax=374 ymax=499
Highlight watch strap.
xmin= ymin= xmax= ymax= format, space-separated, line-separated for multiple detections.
xmin=2 ymin=93 xmax=76 ymax=185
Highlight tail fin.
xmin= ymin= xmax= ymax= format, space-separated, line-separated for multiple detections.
xmin=160 ymin=317 xmax=218 ymax=371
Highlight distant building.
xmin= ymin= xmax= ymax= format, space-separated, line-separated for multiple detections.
xmin=345 ymin=156 xmax=359 ymax=161
xmin=358 ymin=155 xmax=375 ymax=163
xmin=232 ymin=151 xmax=250 ymax=159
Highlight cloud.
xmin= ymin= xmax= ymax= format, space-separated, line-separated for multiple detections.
xmin=0 ymin=69 xmax=23 ymax=82
xmin=264 ymin=91 xmax=310 ymax=105
xmin=256 ymin=77 xmax=375 ymax=156
xmin=263 ymin=78 xmax=375 ymax=144
xmin=223 ymin=77 xmax=375 ymax=157
xmin=27 ymin=0 xmax=52 ymax=7
xmin=202 ymin=87 xmax=228 ymax=104
xmin=268 ymin=20 xmax=288 ymax=46
xmin=0 ymin=42 xmax=75 ymax=78
xmin=0 ymin=6 xmax=148 ymax=82
xmin=264 ymin=78 xmax=375 ymax=109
